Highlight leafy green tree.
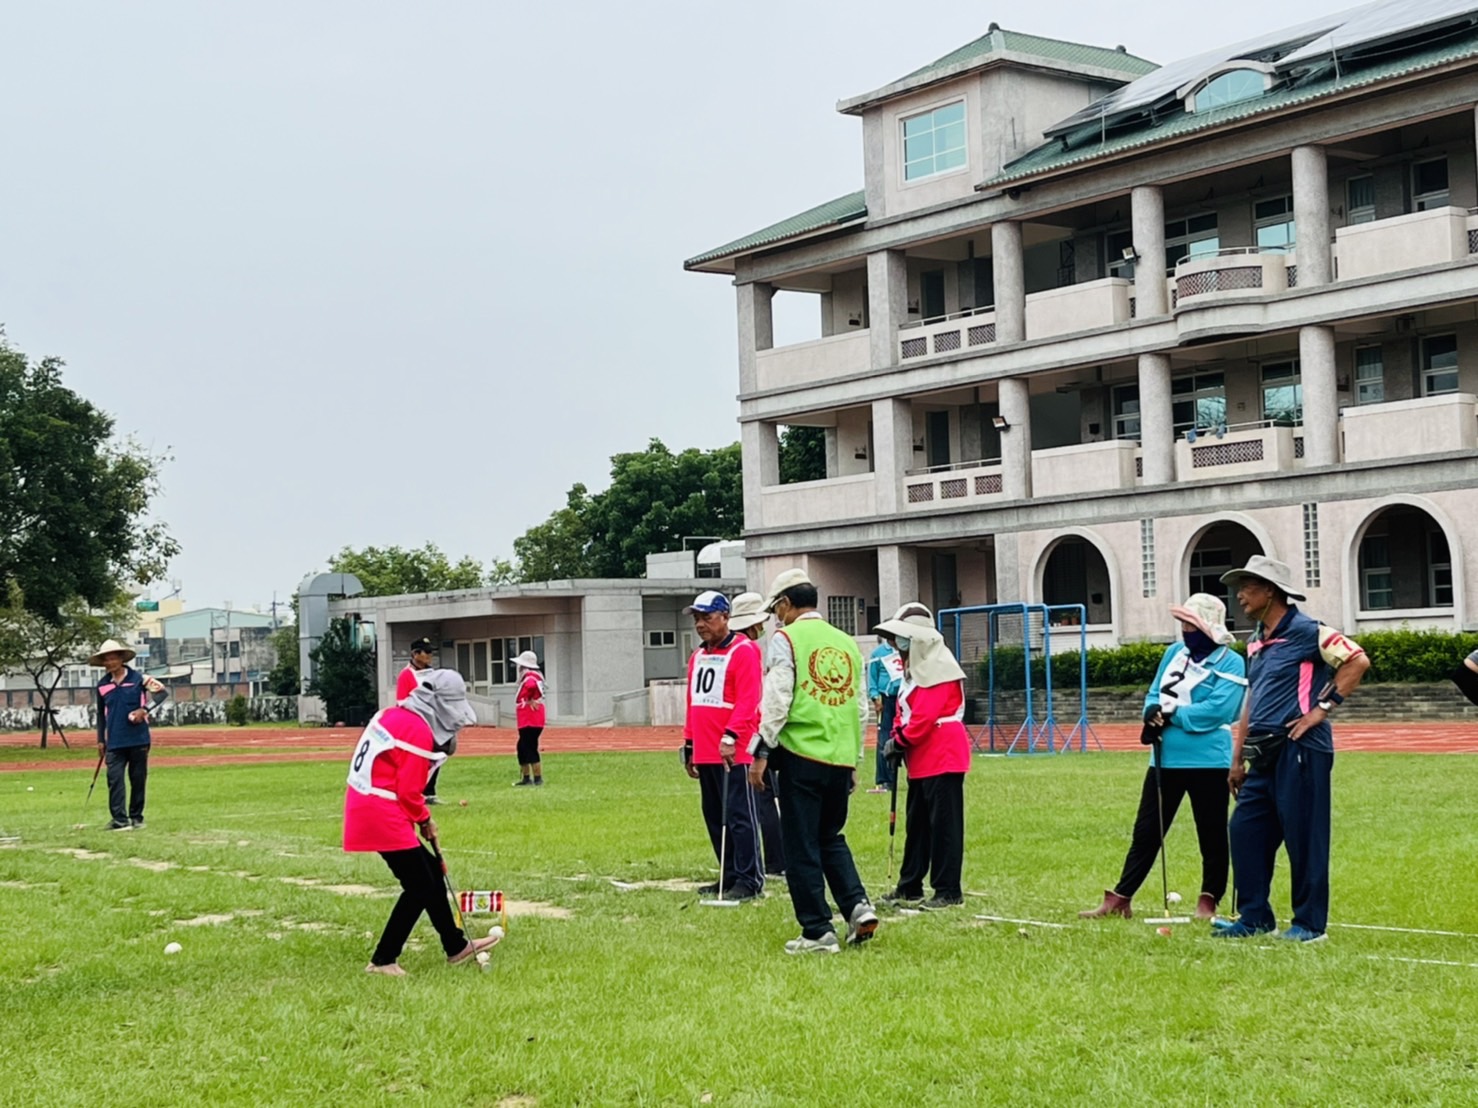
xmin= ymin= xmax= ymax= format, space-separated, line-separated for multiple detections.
xmin=512 ymin=486 xmax=595 ymax=581
xmin=0 ymin=336 xmax=177 ymax=620
xmin=328 ymin=543 xmax=485 ymax=597
xmin=266 ymin=623 xmax=301 ymax=697
xmin=778 ymin=425 xmax=827 ymax=484
xmin=308 ymin=617 xmax=375 ymax=724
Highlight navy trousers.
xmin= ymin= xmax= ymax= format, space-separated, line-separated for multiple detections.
xmin=106 ymin=745 xmax=149 ymax=824
xmin=1228 ymin=740 xmax=1333 ymax=933
xmin=697 ymin=762 xmax=764 ymax=894
xmin=771 ymin=746 xmax=869 ymax=940
xmin=873 ymin=695 xmax=897 ymax=788
xmin=754 ymin=765 xmax=786 ymax=875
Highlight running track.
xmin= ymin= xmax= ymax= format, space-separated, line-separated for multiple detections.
xmin=1 ymin=720 xmax=1474 ymax=773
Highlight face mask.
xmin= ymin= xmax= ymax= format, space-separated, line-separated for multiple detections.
xmin=1182 ymin=629 xmax=1216 ymax=659
xmin=894 ymin=636 xmax=911 ymax=653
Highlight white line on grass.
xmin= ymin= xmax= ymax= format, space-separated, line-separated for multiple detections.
xmin=975 ymin=914 xmax=1070 ymax=930
xmin=1370 ymin=955 xmax=1478 ymax=969
xmin=1332 ymin=923 xmax=1478 ymax=939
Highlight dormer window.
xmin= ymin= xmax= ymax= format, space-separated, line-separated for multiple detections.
xmin=1179 ymin=62 xmax=1275 ymax=114
xmin=902 ymin=101 xmax=967 ymax=182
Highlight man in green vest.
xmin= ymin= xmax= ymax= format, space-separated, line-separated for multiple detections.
xmin=747 ymin=569 xmax=877 ymax=954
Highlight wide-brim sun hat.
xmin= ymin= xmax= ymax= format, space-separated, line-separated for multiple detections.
xmin=513 ymin=650 xmax=541 ymax=670
xmin=727 ymin=592 xmax=767 ymax=632
xmin=1219 ymin=554 xmax=1306 ymax=602
xmin=874 ymin=602 xmax=935 ymax=637
xmin=1169 ymin=593 xmax=1236 ymax=645
xmin=88 ymin=639 xmax=136 ymax=666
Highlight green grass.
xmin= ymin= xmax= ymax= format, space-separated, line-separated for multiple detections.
xmin=3 ymin=751 xmax=1477 ymax=1106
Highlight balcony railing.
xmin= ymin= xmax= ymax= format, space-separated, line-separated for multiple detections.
xmin=758 ymin=472 xmax=877 ymax=528
xmin=754 ymin=329 xmax=870 ymax=391
xmin=1032 ymin=440 xmax=1139 ymax=496
xmin=899 ymin=308 xmax=996 ymax=361
xmin=1336 ymin=206 xmax=1473 ymax=281
xmin=1174 ymin=248 xmax=1290 ymax=306
xmin=1174 ymin=421 xmax=1304 ymax=478
xmin=902 ymin=459 xmax=1004 ymax=508
xmin=1343 ymin=393 xmax=1477 ymax=462
xmin=1024 ymin=277 xmax=1133 ymax=339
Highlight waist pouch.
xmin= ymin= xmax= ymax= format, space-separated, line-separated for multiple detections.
xmin=1243 ymin=732 xmax=1286 ymax=773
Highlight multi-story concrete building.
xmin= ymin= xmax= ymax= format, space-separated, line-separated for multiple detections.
xmin=688 ymin=4 xmax=1478 ymax=645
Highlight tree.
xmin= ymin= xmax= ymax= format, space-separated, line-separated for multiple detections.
xmin=0 ymin=586 xmax=134 ymax=748
xmin=0 ymin=337 xmax=178 ymax=620
xmin=778 ymin=425 xmax=827 ymax=484
xmin=266 ymin=623 xmax=300 ymax=697
xmin=511 ymin=485 xmax=594 ymax=581
xmin=328 ymin=543 xmax=485 ymax=597
xmin=308 ymin=617 xmax=375 ymax=724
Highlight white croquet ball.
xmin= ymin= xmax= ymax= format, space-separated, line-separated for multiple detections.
xmin=1017 ymin=928 xmax=1030 ymax=938
xmin=164 ymin=942 xmax=182 ymax=955
xmin=1166 ymin=892 xmax=1183 ymax=904
xmin=26 ymin=786 xmax=33 ymax=792
xmin=488 ymin=925 xmax=505 ymax=941
xmin=475 ymin=951 xmax=491 ymax=966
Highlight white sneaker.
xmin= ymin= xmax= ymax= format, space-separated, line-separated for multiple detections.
xmin=784 ymin=931 xmax=840 ymax=955
xmin=846 ymin=902 xmax=879 ymax=945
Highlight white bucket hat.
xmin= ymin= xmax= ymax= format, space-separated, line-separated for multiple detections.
xmin=727 ymin=592 xmax=767 ymax=632
xmin=1169 ymin=593 xmax=1235 ymax=646
xmin=513 ymin=650 xmax=541 ymax=671
xmin=1220 ymin=555 xmax=1306 ymax=602
xmin=88 ymin=639 xmax=136 ymax=666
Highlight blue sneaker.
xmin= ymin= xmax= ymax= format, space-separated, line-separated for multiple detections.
xmin=1209 ymin=919 xmax=1274 ymax=939
xmin=1277 ymin=925 xmax=1327 ymax=943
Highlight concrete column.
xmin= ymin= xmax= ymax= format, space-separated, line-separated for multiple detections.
xmin=871 ymin=397 xmax=914 ymax=515
xmin=998 ymin=377 xmax=1033 ymax=500
xmin=994 ymin=532 xmax=1022 ymax=604
xmin=823 ymin=427 xmax=840 ymax=478
xmin=1292 ymin=145 xmax=1332 ymax=287
xmin=990 ymin=222 xmax=1025 ymax=343
xmin=1299 ymin=325 xmax=1339 ymax=466
xmin=740 ymin=421 xmax=779 ymax=530
xmin=866 ymin=249 xmax=908 ymax=369
xmin=736 ymin=282 xmax=774 ymax=394
xmin=1138 ymin=352 xmax=1175 ymax=484
xmin=1131 ymin=186 xmax=1168 ymax=317
xmin=579 ymin=593 xmax=646 ymax=724
xmin=877 ymin=545 xmax=919 ymax=619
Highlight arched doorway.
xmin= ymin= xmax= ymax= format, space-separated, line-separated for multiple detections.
xmin=1355 ymin=505 xmax=1454 ymax=613
xmin=1041 ymin=535 xmax=1113 ymax=626
xmin=1186 ymin=522 xmax=1266 ymax=633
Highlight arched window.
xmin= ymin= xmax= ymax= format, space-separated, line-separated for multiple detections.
xmin=1194 ymin=69 xmax=1266 ymax=111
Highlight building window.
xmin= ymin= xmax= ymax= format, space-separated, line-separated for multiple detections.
xmin=1189 ymin=547 xmax=1233 ymax=608
xmin=1172 ymin=371 xmax=1226 ymax=434
xmin=1193 ymin=68 xmax=1266 ymax=111
xmin=1254 ymin=196 xmax=1296 ymax=254
xmin=1112 ymin=384 xmax=1140 ymax=440
xmin=1361 ymin=536 xmax=1393 ymax=610
xmin=1140 ymin=519 xmax=1157 ymax=599
xmin=902 ymin=101 xmax=966 ymax=182
xmin=1421 ymin=334 xmax=1459 ymax=395
xmin=1303 ymin=503 xmax=1321 ymax=589
xmin=1165 ymin=214 xmax=1220 ymax=269
xmin=1355 ymin=347 xmax=1384 ymax=405
xmin=1430 ymin=530 xmax=1454 ymax=607
xmin=1413 ymin=158 xmax=1450 ymax=211
xmin=1347 ymin=176 xmax=1375 ymax=224
xmin=1261 ymin=360 xmax=1302 ymax=425
xmin=645 ymin=630 xmax=675 ymax=649
xmin=827 ymin=595 xmax=858 ymax=635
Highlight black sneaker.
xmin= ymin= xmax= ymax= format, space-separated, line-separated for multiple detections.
xmin=106 ymin=820 xmax=132 ymax=831
xmin=533 ymin=778 xmax=544 ymax=786
xmin=724 ymin=884 xmax=762 ymax=902
xmin=130 ymin=818 xmax=145 ymax=829
xmin=425 ymin=796 xmax=442 ymax=805
xmin=695 ymin=881 xmax=721 ymax=896
xmin=513 ymin=779 xmax=534 ymax=788
xmin=923 ymin=894 xmax=964 ymax=910
xmin=880 ymin=887 xmax=924 ymax=907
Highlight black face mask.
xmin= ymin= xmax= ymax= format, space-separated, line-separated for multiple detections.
xmin=1182 ymin=629 xmax=1217 ymax=661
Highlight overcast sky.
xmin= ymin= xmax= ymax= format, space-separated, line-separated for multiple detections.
xmin=1 ymin=0 xmax=1357 ymax=611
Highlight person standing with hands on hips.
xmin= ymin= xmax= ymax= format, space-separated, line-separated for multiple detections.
xmin=748 ymin=569 xmax=877 ymax=955
xmin=513 ymin=651 xmax=547 ymax=786
xmin=93 ymin=639 xmax=168 ymax=831
xmin=344 ymin=668 xmax=500 ymax=976
xmin=1212 ymin=556 xmax=1369 ymax=943
xmin=681 ymin=590 xmax=765 ymax=900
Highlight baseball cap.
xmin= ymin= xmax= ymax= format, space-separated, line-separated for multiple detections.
xmin=764 ymin=568 xmax=812 ymax=611
xmin=683 ymin=591 xmax=731 ymax=615
xmin=410 ymin=637 xmax=436 ymax=653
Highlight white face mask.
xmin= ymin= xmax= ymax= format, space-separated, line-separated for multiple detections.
xmin=895 ymin=636 xmax=912 ymax=653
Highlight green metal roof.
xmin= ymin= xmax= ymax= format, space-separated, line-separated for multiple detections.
xmin=904 ymin=28 xmax=1158 ymax=84
xmin=984 ymin=28 xmax=1478 ymax=189
xmin=685 ymin=190 xmax=867 ymax=271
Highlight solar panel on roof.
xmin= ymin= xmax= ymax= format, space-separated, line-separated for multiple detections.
xmin=1279 ymin=0 xmax=1478 ymax=67
xmin=1044 ymin=3 xmax=1379 ymax=137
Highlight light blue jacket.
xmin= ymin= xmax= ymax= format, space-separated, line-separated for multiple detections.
xmin=1142 ymin=643 xmax=1247 ymax=770
xmin=867 ymin=643 xmax=903 ymax=701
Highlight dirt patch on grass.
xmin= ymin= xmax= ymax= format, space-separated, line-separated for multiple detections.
xmin=609 ymin=877 xmax=701 ymax=892
xmin=177 ymin=913 xmax=236 ymax=927
xmin=498 ymin=1097 xmax=538 ymax=1108
xmin=507 ymin=900 xmax=573 ymax=920
xmin=128 ymin=858 xmax=176 ymax=873
xmin=54 ymin=848 xmax=109 ymax=860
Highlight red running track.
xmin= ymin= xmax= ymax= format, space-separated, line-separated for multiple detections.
xmin=2 ymin=720 xmax=1475 ymax=772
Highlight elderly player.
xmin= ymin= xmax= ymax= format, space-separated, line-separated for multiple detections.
xmin=729 ymin=591 xmax=785 ymax=877
xmin=93 ymin=638 xmax=169 ymax=831
xmin=397 ymin=637 xmax=446 ymax=803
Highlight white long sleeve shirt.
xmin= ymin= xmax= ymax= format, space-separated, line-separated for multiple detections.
xmin=751 ymin=612 xmax=868 ymax=761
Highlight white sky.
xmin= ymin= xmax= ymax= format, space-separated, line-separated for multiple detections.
xmin=0 ymin=0 xmax=1358 ymax=609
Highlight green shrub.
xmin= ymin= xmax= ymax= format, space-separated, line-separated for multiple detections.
xmin=1354 ymin=628 xmax=1478 ymax=683
xmin=224 ymin=695 xmax=249 ymax=727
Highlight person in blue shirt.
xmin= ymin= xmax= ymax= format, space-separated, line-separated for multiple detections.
xmin=1212 ymin=556 xmax=1369 ymax=943
xmin=866 ymin=639 xmax=904 ymax=793
xmin=93 ymin=639 xmax=168 ymax=831
xmin=1080 ymin=594 xmax=1247 ymax=922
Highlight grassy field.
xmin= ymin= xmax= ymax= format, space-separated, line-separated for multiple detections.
xmin=3 ymin=750 xmax=1477 ymax=1106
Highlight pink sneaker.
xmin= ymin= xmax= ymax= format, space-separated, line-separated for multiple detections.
xmin=447 ymin=932 xmax=502 ymax=966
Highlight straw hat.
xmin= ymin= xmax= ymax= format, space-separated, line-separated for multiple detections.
xmin=88 ymin=639 xmax=136 ymax=666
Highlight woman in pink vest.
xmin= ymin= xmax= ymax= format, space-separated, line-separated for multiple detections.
xmin=343 ymin=668 xmax=499 ymax=976
xmin=874 ymin=610 xmax=971 ymax=909
xmin=513 ymin=650 xmax=546 ymax=786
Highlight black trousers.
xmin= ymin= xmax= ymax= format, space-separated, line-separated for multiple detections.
xmin=1114 ymin=766 xmax=1229 ymax=902
xmin=755 ymin=765 xmax=786 ymax=875
xmin=697 ymin=762 xmax=763 ymax=892
xmin=372 ymin=845 xmax=469 ymax=965
xmin=896 ymin=772 xmax=965 ymax=899
xmin=772 ymin=746 xmax=868 ymax=940
xmin=106 ymin=746 xmax=149 ymax=823
xmin=517 ymin=727 xmax=543 ymax=767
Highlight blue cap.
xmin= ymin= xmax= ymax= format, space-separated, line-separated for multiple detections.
xmin=683 ymin=590 xmax=731 ymax=615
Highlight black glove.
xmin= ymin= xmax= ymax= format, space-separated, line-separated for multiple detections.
xmin=883 ymin=738 xmax=903 ymax=767
xmin=680 ymin=741 xmax=693 ymax=767
xmin=1142 ymin=703 xmax=1164 ymax=725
